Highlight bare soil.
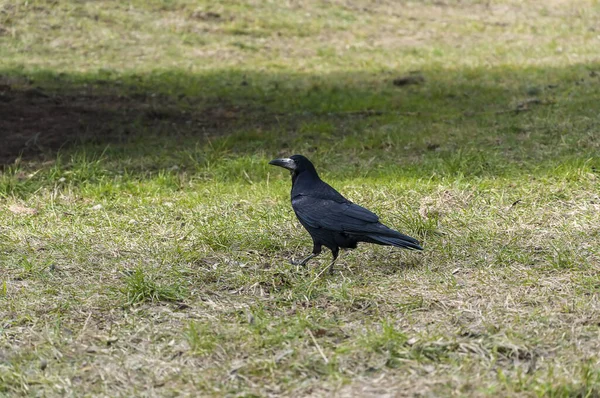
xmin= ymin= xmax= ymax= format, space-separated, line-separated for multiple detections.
xmin=0 ymin=80 xmax=246 ymax=165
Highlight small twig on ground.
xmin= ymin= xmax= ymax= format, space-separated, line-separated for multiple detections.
xmin=75 ymin=312 xmax=93 ymax=342
xmin=306 ymin=328 xmax=329 ymax=364
xmin=309 ymin=262 xmax=333 ymax=285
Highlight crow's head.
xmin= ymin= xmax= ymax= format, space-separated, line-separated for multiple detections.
xmin=269 ymin=154 xmax=318 ymax=176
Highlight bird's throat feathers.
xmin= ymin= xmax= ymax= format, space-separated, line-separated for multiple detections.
xmin=291 ymin=168 xmax=321 ymax=192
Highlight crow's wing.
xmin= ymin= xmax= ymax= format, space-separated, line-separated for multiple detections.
xmin=292 ymin=193 xmax=423 ymax=250
xmin=292 ymin=194 xmax=379 ymax=232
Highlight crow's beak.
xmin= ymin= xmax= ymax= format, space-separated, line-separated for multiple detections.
xmin=269 ymin=158 xmax=296 ymax=171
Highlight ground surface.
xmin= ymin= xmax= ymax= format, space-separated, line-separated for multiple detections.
xmin=1 ymin=0 xmax=600 ymax=396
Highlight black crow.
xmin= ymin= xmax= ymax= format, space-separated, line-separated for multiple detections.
xmin=269 ymin=154 xmax=422 ymax=274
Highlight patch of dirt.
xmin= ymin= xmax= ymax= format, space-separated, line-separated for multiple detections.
xmin=1 ymin=88 xmax=119 ymax=164
xmin=0 ymin=82 xmax=248 ymax=165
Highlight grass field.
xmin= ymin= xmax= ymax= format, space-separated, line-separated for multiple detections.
xmin=1 ymin=0 xmax=600 ymax=396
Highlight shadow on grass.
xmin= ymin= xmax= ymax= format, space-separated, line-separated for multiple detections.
xmin=0 ymin=63 xmax=599 ymax=175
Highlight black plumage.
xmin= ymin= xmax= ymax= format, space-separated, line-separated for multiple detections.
xmin=269 ymin=154 xmax=422 ymax=274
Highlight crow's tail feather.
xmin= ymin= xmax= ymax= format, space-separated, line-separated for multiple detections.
xmin=364 ymin=233 xmax=423 ymax=250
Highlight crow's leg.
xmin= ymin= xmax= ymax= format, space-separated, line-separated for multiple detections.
xmin=292 ymin=253 xmax=318 ymax=266
xmin=328 ymin=247 xmax=339 ymax=275
xmin=291 ymin=243 xmax=322 ymax=266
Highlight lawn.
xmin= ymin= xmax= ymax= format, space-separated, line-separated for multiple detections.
xmin=1 ymin=0 xmax=600 ymax=396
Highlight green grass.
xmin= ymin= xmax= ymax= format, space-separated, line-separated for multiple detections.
xmin=1 ymin=0 xmax=600 ymax=396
